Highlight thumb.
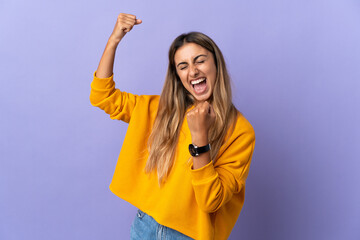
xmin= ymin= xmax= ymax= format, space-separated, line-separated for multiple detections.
xmin=135 ymin=19 xmax=142 ymax=25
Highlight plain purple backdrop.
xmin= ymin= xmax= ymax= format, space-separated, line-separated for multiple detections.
xmin=1 ymin=0 xmax=359 ymax=239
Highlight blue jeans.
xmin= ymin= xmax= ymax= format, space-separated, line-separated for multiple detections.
xmin=130 ymin=209 xmax=194 ymax=240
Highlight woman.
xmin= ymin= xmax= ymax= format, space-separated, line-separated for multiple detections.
xmin=90 ymin=13 xmax=255 ymax=240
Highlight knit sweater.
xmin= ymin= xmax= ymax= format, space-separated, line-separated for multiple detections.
xmin=90 ymin=72 xmax=255 ymax=240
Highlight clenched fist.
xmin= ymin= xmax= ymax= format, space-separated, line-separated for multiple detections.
xmin=110 ymin=13 xmax=142 ymax=43
xmin=186 ymin=101 xmax=216 ymax=146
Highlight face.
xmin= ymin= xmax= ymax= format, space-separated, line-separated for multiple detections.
xmin=174 ymin=43 xmax=217 ymax=103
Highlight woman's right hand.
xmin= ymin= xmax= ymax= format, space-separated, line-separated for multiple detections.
xmin=110 ymin=13 xmax=142 ymax=43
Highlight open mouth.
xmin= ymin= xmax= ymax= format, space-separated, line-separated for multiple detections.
xmin=191 ymin=78 xmax=207 ymax=94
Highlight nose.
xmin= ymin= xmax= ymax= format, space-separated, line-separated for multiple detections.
xmin=189 ymin=64 xmax=199 ymax=77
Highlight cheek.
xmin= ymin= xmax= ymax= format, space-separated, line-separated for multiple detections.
xmin=178 ymin=76 xmax=189 ymax=89
xmin=209 ymin=63 xmax=217 ymax=81
xmin=204 ymin=65 xmax=217 ymax=81
xmin=177 ymin=73 xmax=187 ymax=86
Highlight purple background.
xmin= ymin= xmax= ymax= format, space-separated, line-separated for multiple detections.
xmin=1 ymin=0 xmax=359 ymax=239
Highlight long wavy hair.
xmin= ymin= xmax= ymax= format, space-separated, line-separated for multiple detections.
xmin=145 ymin=32 xmax=238 ymax=185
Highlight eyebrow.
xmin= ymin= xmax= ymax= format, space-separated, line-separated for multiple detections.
xmin=176 ymin=54 xmax=207 ymax=68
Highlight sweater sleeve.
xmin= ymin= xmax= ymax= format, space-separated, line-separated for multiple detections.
xmin=190 ymin=125 xmax=255 ymax=213
xmin=89 ymin=72 xmax=138 ymax=123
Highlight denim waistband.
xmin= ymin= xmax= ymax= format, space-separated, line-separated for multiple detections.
xmin=130 ymin=209 xmax=194 ymax=240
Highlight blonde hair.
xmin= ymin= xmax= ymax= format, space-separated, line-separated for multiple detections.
xmin=145 ymin=32 xmax=238 ymax=185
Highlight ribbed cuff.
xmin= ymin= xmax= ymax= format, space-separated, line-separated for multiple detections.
xmin=91 ymin=71 xmax=115 ymax=89
xmin=190 ymin=161 xmax=217 ymax=184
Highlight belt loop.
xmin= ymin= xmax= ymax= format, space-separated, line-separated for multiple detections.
xmin=137 ymin=209 xmax=145 ymax=219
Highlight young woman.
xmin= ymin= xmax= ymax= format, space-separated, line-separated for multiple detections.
xmin=90 ymin=13 xmax=255 ymax=240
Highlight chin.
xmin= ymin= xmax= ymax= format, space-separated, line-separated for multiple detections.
xmin=193 ymin=94 xmax=211 ymax=103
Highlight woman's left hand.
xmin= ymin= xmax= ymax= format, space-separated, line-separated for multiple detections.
xmin=186 ymin=101 xmax=216 ymax=146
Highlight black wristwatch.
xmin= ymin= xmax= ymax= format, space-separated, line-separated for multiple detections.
xmin=189 ymin=143 xmax=211 ymax=157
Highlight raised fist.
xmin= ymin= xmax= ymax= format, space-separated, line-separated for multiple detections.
xmin=186 ymin=101 xmax=216 ymax=146
xmin=110 ymin=13 xmax=142 ymax=42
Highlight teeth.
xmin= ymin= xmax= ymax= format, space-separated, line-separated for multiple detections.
xmin=191 ymin=78 xmax=206 ymax=85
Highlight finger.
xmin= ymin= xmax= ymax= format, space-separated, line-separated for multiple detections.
xmin=199 ymin=101 xmax=210 ymax=113
xmin=186 ymin=109 xmax=195 ymax=117
xmin=122 ymin=15 xmax=140 ymax=25
xmin=202 ymin=101 xmax=209 ymax=108
xmin=121 ymin=17 xmax=137 ymax=25
xmin=119 ymin=13 xmax=136 ymax=20
xmin=122 ymin=21 xmax=136 ymax=31
xmin=118 ymin=15 xmax=133 ymax=25
xmin=121 ymin=19 xmax=141 ymax=31
xmin=122 ymin=24 xmax=134 ymax=32
xmin=118 ymin=14 xmax=138 ymax=26
xmin=122 ymin=17 xmax=137 ymax=25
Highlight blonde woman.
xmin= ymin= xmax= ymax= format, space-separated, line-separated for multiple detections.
xmin=90 ymin=13 xmax=255 ymax=240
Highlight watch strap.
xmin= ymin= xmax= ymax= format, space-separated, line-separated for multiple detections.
xmin=189 ymin=143 xmax=211 ymax=157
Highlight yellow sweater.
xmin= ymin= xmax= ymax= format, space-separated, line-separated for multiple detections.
xmin=90 ymin=73 xmax=255 ymax=240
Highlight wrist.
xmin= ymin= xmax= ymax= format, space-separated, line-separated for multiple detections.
xmin=107 ymin=35 xmax=122 ymax=47
xmin=191 ymin=135 xmax=209 ymax=146
xmin=189 ymin=143 xmax=211 ymax=157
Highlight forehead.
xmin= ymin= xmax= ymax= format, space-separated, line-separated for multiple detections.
xmin=174 ymin=43 xmax=209 ymax=63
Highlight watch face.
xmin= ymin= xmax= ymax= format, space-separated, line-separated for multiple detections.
xmin=189 ymin=144 xmax=198 ymax=157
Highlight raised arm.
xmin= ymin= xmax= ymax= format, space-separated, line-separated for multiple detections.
xmin=90 ymin=13 xmax=143 ymax=122
xmin=96 ymin=13 xmax=142 ymax=78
